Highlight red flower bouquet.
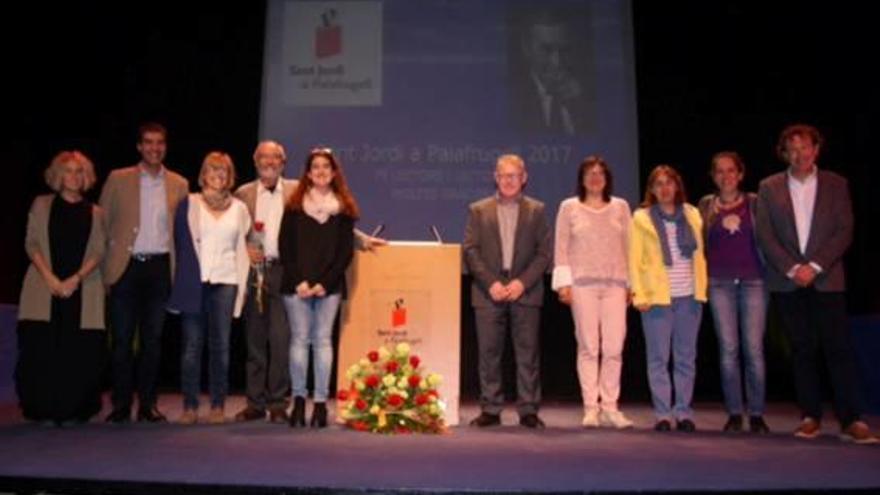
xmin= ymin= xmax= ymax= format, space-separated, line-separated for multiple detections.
xmin=338 ymin=343 xmax=446 ymax=434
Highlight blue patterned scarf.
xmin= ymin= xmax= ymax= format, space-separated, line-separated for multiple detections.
xmin=649 ymin=204 xmax=696 ymax=266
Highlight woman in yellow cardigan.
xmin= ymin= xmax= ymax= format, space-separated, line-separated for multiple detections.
xmin=629 ymin=165 xmax=707 ymax=432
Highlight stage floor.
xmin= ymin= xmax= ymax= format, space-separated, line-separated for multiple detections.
xmin=1 ymin=395 xmax=879 ymax=494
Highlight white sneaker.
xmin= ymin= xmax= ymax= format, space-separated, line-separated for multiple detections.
xmin=600 ymin=410 xmax=634 ymax=429
xmin=581 ymin=408 xmax=600 ymax=428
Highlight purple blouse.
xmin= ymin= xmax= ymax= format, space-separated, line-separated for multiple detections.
xmin=706 ymin=199 xmax=763 ymax=280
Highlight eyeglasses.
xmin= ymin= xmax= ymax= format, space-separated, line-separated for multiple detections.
xmin=496 ymin=173 xmax=523 ymax=181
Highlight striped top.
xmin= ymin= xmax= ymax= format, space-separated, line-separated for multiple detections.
xmin=663 ymin=220 xmax=694 ymax=297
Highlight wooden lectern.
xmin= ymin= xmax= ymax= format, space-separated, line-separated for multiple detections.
xmin=336 ymin=241 xmax=461 ymax=425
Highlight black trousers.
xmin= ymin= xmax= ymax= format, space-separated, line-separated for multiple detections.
xmin=243 ymin=263 xmax=290 ymax=411
xmin=773 ymin=288 xmax=862 ymax=427
xmin=474 ymin=302 xmax=541 ymax=416
xmin=108 ymin=255 xmax=170 ymax=412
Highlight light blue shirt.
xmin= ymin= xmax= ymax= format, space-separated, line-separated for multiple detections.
xmin=132 ymin=165 xmax=170 ymax=254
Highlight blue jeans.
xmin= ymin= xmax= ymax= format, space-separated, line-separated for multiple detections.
xmin=708 ymin=278 xmax=768 ymax=416
xmin=180 ymin=284 xmax=236 ymax=410
xmin=284 ymin=293 xmax=342 ymax=402
xmin=641 ymin=297 xmax=703 ymax=421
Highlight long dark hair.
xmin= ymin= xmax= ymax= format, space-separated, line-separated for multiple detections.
xmin=287 ymin=148 xmax=360 ymax=219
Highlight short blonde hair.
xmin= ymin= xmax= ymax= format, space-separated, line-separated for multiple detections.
xmin=198 ymin=151 xmax=237 ymax=191
xmin=44 ymin=150 xmax=97 ymax=193
xmin=496 ymin=154 xmax=526 ymax=173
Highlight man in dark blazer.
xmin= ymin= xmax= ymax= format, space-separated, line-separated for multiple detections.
xmin=510 ymin=9 xmax=593 ymax=136
xmin=463 ymin=154 xmax=552 ymax=428
xmin=100 ymin=122 xmax=189 ymax=423
xmin=756 ymin=123 xmax=876 ymax=443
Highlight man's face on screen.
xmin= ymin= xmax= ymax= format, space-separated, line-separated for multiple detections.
xmin=524 ymin=23 xmax=573 ymax=89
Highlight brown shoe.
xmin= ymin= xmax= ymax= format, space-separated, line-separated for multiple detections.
xmin=840 ymin=421 xmax=879 ymax=445
xmin=794 ymin=417 xmax=821 ymax=439
xmin=178 ymin=409 xmax=198 ymax=425
xmin=234 ymin=406 xmax=266 ymax=422
xmin=207 ymin=407 xmax=226 ymax=425
xmin=268 ymin=407 xmax=289 ymax=424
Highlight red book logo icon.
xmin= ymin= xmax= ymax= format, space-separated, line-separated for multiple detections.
xmin=315 ymin=9 xmax=341 ymax=58
xmin=391 ymin=298 xmax=406 ymax=327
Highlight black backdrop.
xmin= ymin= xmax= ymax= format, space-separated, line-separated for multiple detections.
xmin=3 ymin=1 xmax=877 ymax=403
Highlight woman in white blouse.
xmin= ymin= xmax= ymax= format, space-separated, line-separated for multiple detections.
xmin=553 ymin=156 xmax=634 ymax=429
xmin=168 ymin=152 xmax=250 ymax=425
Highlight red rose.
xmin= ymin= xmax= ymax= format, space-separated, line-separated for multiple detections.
xmin=427 ymin=389 xmax=439 ymax=398
xmin=385 ymin=360 xmax=399 ymax=373
xmin=337 ymin=390 xmax=349 ymax=401
xmin=365 ymin=375 xmax=380 ymax=388
xmin=387 ymin=394 xmax=404 ymax=408
xmin=367 ymin=350 xmax=379 ymax=362
xmin=254 ymin=221 xmax=265 ymax=232
xmin=355 ymin=399 xmax=367 ymax=410
xmin=395 ymin=426 xmax=412 ymax=434
xmin=408 ymin=375 xmax=421 ymax=388
xmin=415 ymin=394 xmax=429 ymax=406
xmin=352 ymin=420 xmax=369 ymax=431
xmin=409 ymin=356 xmax=420 ymax=368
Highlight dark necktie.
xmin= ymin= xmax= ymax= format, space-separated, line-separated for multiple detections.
xmin=548 ymin=97 xmax=565 ymax=132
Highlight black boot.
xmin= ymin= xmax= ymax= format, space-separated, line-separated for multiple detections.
xmin=289 ymin=396 xmax=306 ymax=428
xmin=310 ymin=402 xmax=328 ymax=428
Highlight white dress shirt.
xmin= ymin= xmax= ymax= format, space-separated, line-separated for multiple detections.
xmin=532 ymin=73 xmax=575 ymax=135
xmin=132 ymin=165 xmax=170 ymax=254
xmin=788 ymin=167 xmax=818 ymax=255
xmin=255 ymin=180 xmax=286 ymax=259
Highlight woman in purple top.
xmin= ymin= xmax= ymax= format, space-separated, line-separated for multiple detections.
xmin=698 ymin=152 xmax=769 ymax=434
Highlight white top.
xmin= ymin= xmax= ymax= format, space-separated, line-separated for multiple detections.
xmin=552 ymin=196 xmax=630 ymax=289
xmin=254 ymin=180 xmax=285 ymax=259
xmin=199 ymin=199 xmax=247 ymax=285
xmin=787 ymin=167 xmax=818 ymax=255
xmin=133 ymin=165 xmax=170 ymax=254
xmin=664 ymin=220 xmax=694 ymax=298
xmin=303 ymin=188 xmax=341 ymax=224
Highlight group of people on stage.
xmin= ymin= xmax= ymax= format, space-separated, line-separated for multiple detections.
xmin=15 ymin=123 xmax=369 ymax=429
xmin=13 ymin=122 xmax=877 ymax=444
xmin=463 ymin=123 xmax=875 ymax=444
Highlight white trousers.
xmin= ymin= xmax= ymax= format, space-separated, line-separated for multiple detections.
xmin=570 ymin=285 xmax=628 ymax=411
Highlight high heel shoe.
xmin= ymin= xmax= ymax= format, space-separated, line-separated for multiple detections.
xmin=289 ymin=396 xmax=306 ymax=428
xmin=310 ymin=402 xmax=327 ymax=428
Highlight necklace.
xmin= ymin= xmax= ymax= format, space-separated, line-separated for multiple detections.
xmin=717 ymin=192 xmax=743 ymax=208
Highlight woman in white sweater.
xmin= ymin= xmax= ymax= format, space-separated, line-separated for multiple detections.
xmin=553 ymin=156 xmax=633 ymax=429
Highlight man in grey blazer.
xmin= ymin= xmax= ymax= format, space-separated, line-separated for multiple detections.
xmin=100 ymin=123 xmax=189 ymax=423
xmin=756 ymin=123 xmax=876 ymax=443
xmin=463 ymin=154 xmax=552 ymax=428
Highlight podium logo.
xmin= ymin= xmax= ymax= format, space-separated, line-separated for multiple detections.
xmin=315 ymin=9 xmax=341 ymax=58
xmin=391 ymin=298 xmax=407 ymax=328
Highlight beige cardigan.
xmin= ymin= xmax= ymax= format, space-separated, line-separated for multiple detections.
xmin=18 ymin=194 xmax=106 ymax=330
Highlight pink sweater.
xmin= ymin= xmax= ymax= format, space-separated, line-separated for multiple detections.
xmin=552 ymin=196 xmax=631 ymax=289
